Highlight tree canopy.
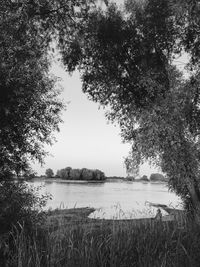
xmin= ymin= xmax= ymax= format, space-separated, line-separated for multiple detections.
xmin=45 ymin=168 xmax=54 ymax=178
xmin=57 ymin=0 xmax=200 ymax=214
xmin=56 ymin=167 xmax=105 ymax=180
xmin=0 ymin=0 xmax=95 ymax=177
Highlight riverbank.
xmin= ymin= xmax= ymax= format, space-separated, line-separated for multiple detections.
xmin=28 ymin=177 xmax=168 ymax=184
xmin=42 ymin=207 xmax=197 ymax=267
xmin=46 ymin=205 xmax=185 ymax=232
xmin=3 ymin=206 xmax=200 ymax=266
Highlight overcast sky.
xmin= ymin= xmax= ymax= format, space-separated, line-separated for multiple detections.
xmin=32 ymin=57 xmax=159 ymax=177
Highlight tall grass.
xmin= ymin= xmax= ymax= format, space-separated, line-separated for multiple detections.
xmin=1 ymin=216 xmax=200 ymax=267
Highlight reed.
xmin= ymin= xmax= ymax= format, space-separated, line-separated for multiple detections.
xmin=1 ymin=212 xmax=200 ymax=267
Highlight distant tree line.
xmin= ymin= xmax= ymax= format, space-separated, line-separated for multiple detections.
xmin=45 ymin=167 xmax=106 ymax=181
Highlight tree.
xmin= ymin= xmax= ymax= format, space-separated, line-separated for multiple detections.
xmin=93 ymin=169 xmax=106 ymax=180
xmin=0 ymin=0 xmax=100 ymax=250
xmin=45 ymin=168 xmax=54 ymax=178
xmin=0 ymin=0 xmax=96 ymax=177
xmin=69 ymin=169 xmax=82 ymax=180
xmin=0 ymin=1 xmax=66 ymax=178
xmin=58 ymin=0 xmax=200 ymax=216
xmin=56 ymin=167 xmax=105 ymax=180
xmin=81 ymin=168 xmax=93 ymax=180
xmin=22 ymin=167 xmax=37 ymax=179
xmin=56 ymin=167 xmax=71 ymax=179
xmin=140 ymin=175 xmax=149 ymax=182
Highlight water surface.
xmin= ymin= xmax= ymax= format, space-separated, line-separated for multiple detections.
xmin=29 ymin=179 xmax=182 ymax=219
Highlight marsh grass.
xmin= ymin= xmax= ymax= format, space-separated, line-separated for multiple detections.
xmin=1 ymin=210 xmax=200 ymax=267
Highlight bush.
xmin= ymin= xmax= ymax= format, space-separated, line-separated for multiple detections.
xmin=0 ymin=180 xmax=50 ymax=265
xmin=0 ymin=181 xmax=50 ymax=234
xmin=150 ymin=173 xmax=167 ymax=182
xmin=140 ymin=175 xmax=149 ymax=181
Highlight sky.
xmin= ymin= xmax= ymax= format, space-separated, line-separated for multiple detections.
xmin=32 ymin=58 xmax=159 ymax=177
xmin=32 ymin=0 xmax=164 ymax=177
xmin=32 ymin=59 xmax=158 ymax=176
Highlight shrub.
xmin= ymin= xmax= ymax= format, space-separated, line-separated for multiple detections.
xmin=0 ymin=180 xmax=50 ymax=265
xmin=150 ymin=173 xmax=167 ymax=182
xmin=0 ymin=181 xmax=50 ymax=234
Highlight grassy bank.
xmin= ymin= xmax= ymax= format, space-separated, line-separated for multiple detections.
xmin=1 ymin=208 xmax=200 ymax=267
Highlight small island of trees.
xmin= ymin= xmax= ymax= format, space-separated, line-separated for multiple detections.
xmin=45 ymin=167 xmax=106 ymax=181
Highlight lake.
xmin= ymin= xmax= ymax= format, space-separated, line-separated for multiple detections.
xmin=28 ymin=179 xmax=183 ymax=219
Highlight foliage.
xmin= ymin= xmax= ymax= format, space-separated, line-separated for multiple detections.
xmin=173 ymin=0 xmax=200 ymax=67
xmin=22 ymin=167 xmax=37 ymax=180
xmin=0 ymin=0 xmax=98 ymax=177
xmin=140 ymin=175 xmax=149 ymax=181
xmin=45 ymin=168 xmax=54 ymax=178
xmin=0 ymin=0 xmax=68 ymax=177
xmin=56 ymin=167 xmax=72 ymax=179
xmin=149 ymin=173 xmax=166 ymax=182
xmin=57 ymin=0 xmax=200 ymax=213
xmin=0 ymin=181 xmax=49 ymax=234
xmin=56 ymin=167 xmax=106 ymax=180
xmin=70 ymin=168 xmax=83 ymax=179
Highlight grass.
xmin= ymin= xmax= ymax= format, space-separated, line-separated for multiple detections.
xmin=1 ymin=207 xmax=200 ymax=267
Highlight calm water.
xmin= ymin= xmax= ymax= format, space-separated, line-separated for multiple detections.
xmin=28 ymin=179 xmax=182 ymax=219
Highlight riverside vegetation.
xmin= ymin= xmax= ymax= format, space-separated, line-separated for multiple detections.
xmin=1 ymin=180 xmax=198 ymax=266
xmin=45 ymin=167 xmax=166 ymax=182
xmin=2 ymin=1 xmax=200 ymax=266
xmin=1 ymin=206 xmax=200 ymax=267
xmin=45 ymin=167 xmax=106 ymax=181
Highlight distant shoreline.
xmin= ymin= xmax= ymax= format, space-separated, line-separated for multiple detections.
xmin=28 ymin=177 xmax=168 ymax=184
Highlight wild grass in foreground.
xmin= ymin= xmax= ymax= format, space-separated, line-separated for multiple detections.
xmin=1 ymin=214 xmax=200 ymax=267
